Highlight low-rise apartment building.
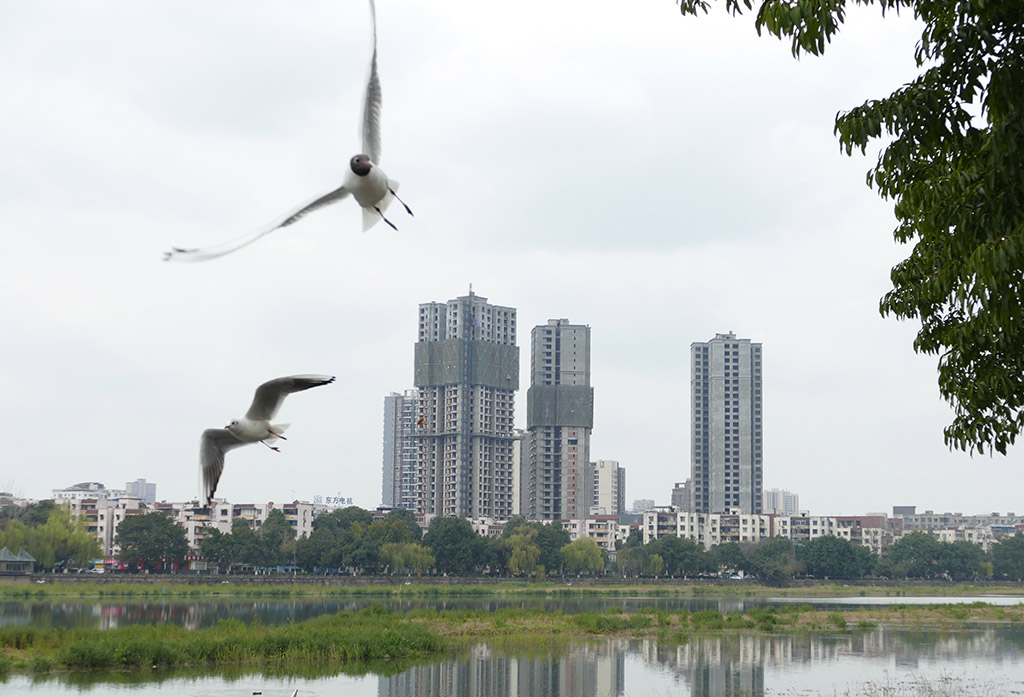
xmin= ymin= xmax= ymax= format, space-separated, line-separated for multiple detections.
xmin=641 ymin=508 xmax=898 ymax=554
xmin=66 ymin=496 xmax=144 ymax=557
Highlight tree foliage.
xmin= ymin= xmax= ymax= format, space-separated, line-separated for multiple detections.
xmin=381 ymin=542 xmax=434 ymax=575
xmin=744 ymin=537 xmax=803 ymax=584
xmin=562 ymin=537 xmax=606 ymax=575
xmin=798 ymin=535 xmax=874 ymax=578
xmin=506 ymin=530 xmax=542 ymax=576
xmin=887 ymin=531 xmax=943 ymax=578
xmin=0 ymin=501 xmax=57 ymax=529
xmin=992 ymin=532 xmax=1024 ymax=580
xmin=534 ymin=523 xmax=572 ymax=573
xmin=115 ymin=512 xmax=188 ymax=571
xmin=0 ymin=507 xmax=99 ymax=571
xmin=422 ymin=516 xmax=483 ymax=574
xmin=678 ymin=0 xmax=1024 ymax=454
xmin=648 ymin=535 xmax=714 ymax=577
xmin=259 ymin=509 xmax=296 ymax=568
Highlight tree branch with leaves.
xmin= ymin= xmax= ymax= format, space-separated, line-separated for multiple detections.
xmin=678 ymin=0 xmax=1024 ymax=454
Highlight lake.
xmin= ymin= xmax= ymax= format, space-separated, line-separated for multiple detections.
xmin=5 ymin=625 xmax=1024 ymax=696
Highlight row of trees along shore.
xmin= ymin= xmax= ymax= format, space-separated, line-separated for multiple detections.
xmin=3 ymin=502 xmax=1024 ymax=581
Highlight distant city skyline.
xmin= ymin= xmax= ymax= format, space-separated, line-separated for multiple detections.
xmin=5 ymin=1 xmax=1022 ymax=519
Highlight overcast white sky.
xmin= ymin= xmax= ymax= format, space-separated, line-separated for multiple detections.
xmin=2 ymin=0 xmax=1019 ymax=517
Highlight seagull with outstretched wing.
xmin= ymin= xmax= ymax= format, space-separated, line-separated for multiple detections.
xmin=200 ymin=375 xmax=335 ymax=505
xmin=165 ymin=0 xmax=411 ymax=262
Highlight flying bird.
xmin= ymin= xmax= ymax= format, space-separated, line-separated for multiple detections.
xmin=200 ymin=374 xmax=335 ymax=505
xmin=164 ymin=0 xmax=410 ymax=262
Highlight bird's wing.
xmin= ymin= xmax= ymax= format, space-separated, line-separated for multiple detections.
xmin=245 ymin=374 xmax=336 ymax=421
xmin=361 ymin=0 xmax=382 ymax=165
xmin=163 ymin=186 xmax=351 ymax=262
xmin=200 ymin=428 xmax=247 ymax=505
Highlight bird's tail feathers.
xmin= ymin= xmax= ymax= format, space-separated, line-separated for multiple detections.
xmin=266 ymin=424 xmax=291 ymax=443
xmin=362 ymin=180 xmax=399 ymax=232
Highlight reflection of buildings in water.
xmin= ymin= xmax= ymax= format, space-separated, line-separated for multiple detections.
xmin=377 ymin=642 xmax=625 ymax=697
xmin=514 ymin=642 xmax=624 ymax=697
xmin=637 ymin=626 xmax=1018 ymax=697
xmin=640 ymin=636 xmax=765 ymax=697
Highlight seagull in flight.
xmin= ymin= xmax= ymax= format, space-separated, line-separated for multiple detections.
xmin=200 ymin=375 xmax=335 ymax=505
xmin=164 ymin=0 xmax=411 ymax=262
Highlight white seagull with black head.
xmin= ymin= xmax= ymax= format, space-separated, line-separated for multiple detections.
xmin=200 ymin=374 xmax=335 ymax=505
xmin=165 ymin=0 xmax=410 ymax=262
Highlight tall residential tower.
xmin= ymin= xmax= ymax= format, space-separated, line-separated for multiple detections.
xmin=592 ymin=460 xmax=625 ymax=516
xmin=690 ymin=332 xmax=763 ymax=514
xmin=522 ymin=319 xmax=594 ymax=521
xmin=381 ymin=389 xmax=420 ymax=510
xmin=414 ymin=291 xmax=519 ymax=518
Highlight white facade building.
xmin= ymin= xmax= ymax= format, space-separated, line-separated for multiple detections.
xmin=125 ymin=479 xmax=157 ymax=504
xmin=561 ymin=515 xmax=629 ymax=551
xmin=641 ymin=508 xmax=895 ymax=553
xmin=591 ymin=460 xmax=625 ymax=515
xmin=66 ymin=496 xmax=143 ymax=557
xmin=763 ymin=489 xmax=799 ymax=515
xmin=53 ymin=482 xmax=113 ymax=503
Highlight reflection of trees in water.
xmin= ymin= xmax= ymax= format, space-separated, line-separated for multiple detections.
xmin=378 ymin=642 xmax=626 ymax=697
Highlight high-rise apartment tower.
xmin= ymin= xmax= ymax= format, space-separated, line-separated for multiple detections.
xmin=381 ymin=390 xmax=420 ymax=510
xmin=522 ymin=319 xmax=594 ymax=521
xmin=414 ymin=290 xmax=519 ymax=518
xmin=763 ymin=488 xmax=799 ymax=515
xmin=690 ymin=332 xmax=763 ymax=514
xmin=591 ymin=460 xmax=625 ymax=516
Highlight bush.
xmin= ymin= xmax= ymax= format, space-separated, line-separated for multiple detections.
xmin=29 ymin=654 xmax=53 ymax=673
xmin=690 ymin=610 xmax=726 ymax=631
xmin=571 ymin=612 xmax=653 ymax=633
xmin=827 ymin=612 xmax=847 ymax=630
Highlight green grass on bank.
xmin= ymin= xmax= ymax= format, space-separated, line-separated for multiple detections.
xmin=2 ymin=580 xmax=1021 ymax=602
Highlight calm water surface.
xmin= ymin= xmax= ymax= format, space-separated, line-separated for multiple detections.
xmin=6 ymin=595 xmax=1024 ymax=630
xmin=6 ymin=626 xmax=1024 ymax=696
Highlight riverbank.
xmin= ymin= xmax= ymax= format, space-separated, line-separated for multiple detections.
xmin=2 ymin=579 xmax=1022 ymax=600
xmin=2 ymin=602 xmax=1023 ymax=676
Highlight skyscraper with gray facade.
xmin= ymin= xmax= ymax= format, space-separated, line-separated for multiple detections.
xmin=690 ymin=332 xmax=763 ymax=514
xmin=522 ymin=319 xmax=594 ymax=521
xmin=414 ymin=290 xmax=518 ymax=518
xmin=381 ymin=389 xmax=420 ymax=510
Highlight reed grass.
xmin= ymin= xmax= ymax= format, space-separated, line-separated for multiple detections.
xmin=0 ymin=606 xmax=445 ymax=672
xmin=4 ymin=599 xmax=1022 ymax=675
